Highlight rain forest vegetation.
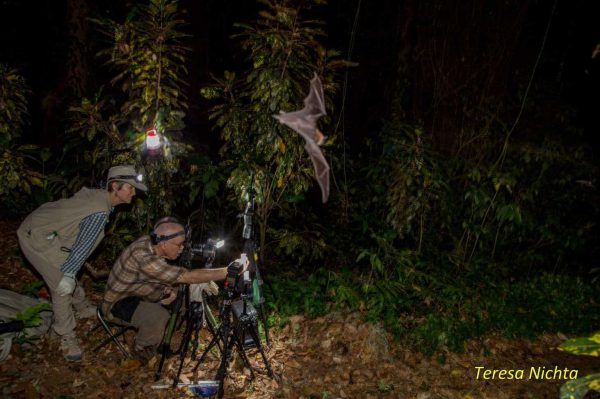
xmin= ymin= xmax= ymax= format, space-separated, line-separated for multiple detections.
xmin=0 ymin=0 xmax=598 ymax=371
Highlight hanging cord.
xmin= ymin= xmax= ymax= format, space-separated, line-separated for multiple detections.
xmin=331 ymin=0 xmax=362 ymax=211
xmin=495 ymin=0 xmax=557 ymax=169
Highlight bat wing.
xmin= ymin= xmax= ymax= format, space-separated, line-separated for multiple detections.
xmin=273 ymin=73 xmax=330 ymax=202
xmin=303 ymin=72 xmax=326 ymax=121
xmin=304 ymin=140 xmax=330 ymax=203
xmin=273 ymin=73 xmax=327 ymax=143
xmin=273 ymin=109 xmax=317 ymax=144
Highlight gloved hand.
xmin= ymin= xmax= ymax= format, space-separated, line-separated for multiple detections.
xmin=56 ymin=274 xmax=76 ymax=296
xmin=189 ymin=281 xmax=219 ymax=302
xmin=202 ymin=281 xmax=219 ymax=296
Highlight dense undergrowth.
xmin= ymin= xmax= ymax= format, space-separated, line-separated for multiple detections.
xmin=1 ymin=0 xmax=598 ymax=360
xmin=267 ymin=268 xmax=599 ymax=356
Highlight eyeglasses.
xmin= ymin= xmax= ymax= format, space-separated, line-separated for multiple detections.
xmin=166 ymin=240 xmax=186 ymax=249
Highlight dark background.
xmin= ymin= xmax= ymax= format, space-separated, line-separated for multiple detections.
xmin=1 ymin=0 xmax=598 ymax=153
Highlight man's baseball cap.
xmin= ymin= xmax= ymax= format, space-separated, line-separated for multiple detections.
xmin=107 ymin=165 xmax=148 ymax=191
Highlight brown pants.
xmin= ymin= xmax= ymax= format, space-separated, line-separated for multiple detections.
xmin=17 ymin=229 xmax=90 ymax=336
xmin=130 ymin=301 xmax=170 ymax=349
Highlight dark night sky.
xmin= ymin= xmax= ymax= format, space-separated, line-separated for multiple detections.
xmin=1 ymin=0 xmax=599 ymax=152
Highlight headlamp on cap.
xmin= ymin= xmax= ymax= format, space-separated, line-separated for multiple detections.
xmin=106 ymin=165 xmax=148 ymax=191
xmin=109 ymin=174 xmax=143 ymax=184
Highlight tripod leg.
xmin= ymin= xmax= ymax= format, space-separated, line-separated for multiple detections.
xmin=258 ymin=300 xmax=270 ymax=347
xmin=253 ymin=263 xmax=271 ymax=346
xmin=193 ymin=323 xmax=224 ymax=373
xmin=155 ymin=310 xmax=180 ymax=381
xmin=232 ymin=328 xmax=256 ymax=381
xmin=246 ymin=322 xmax=274 ymax=378
xmin=215 ymin=328 xmax=235 ymax=399
xmin=173 ymin=311 xmax=199 ymax=387
xmin=190 ymin=322 xmax=200 ymax=361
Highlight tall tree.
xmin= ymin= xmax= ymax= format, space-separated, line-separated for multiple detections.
xmin=203 ymin=0 xmax=344 ymax=261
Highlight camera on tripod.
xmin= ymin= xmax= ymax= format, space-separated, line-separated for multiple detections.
xmin=222 ymin=254 xmax=260 ymax=349
xmin=185 ymin=238 xmax=225 ymax=268
xmin=223 ymin=254 xmax=250 ymax=295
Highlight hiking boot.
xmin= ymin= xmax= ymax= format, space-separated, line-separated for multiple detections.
xmin=132 ymin=345 xmax=156 ymax=365
xmin=60 ymin=333 xmax=83 ymax=362
xmin=74 ymin=304 xmax=97 ymax=320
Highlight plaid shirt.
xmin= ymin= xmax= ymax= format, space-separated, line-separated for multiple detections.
xmin=103 ymin=235 xmax=185 ymax=309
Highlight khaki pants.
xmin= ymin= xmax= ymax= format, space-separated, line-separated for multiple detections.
xmin=17 ymin=228 xmax=90 ymax=336
xmin=130 ymin=301 xmax=170 ymax=349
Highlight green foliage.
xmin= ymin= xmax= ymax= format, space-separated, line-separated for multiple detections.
xmin=269 ymin=264 xmax=599 ymax=357
xmin=0 ymin=64 xmax=30 ymax=146
xmin=14 ymin=303 xmax=51 ymax=329
xmin=55 ymin=0 xmax=194 ymax=251
xmin=384 ymin=125 xmax=443 ymax=246
xmin=377 ymin=381 xmax=393 ymax=393
xmin=270 ymin=211 xmax=328 ymax=266
xmin=203 ymin=0 xmax=344 ymax=262
xmin=406 ymin=273 xmax=600 ymax=355
xmin=559 ymin=332 xmax=600 ymax=357
xmin=267 ymin=268 xmax=331 ymax=318
xmin=343 ymin=95 xmax=599 ymax=352
xmin=19 ymin=281 xmax=45 ymax=297
xmin=560 ymin=373 xmax=600 ymax=399
xmin=94 ymin=0 xmax=190 ymax=133
xmin=0 ymin=64 xmax=44 ymax=214
xmin=67 ymin=0 xmax=192 ymax=221
xmin=13 ymin=302 xmax=52 ymax=345
xmin=559 ymin=332 xmax=600 ymax=399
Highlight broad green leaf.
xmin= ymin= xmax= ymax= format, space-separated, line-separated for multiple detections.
xmin=559 ymin=333 xmax=600 ymax=357
xmin=560 ymin=373 xmax=600 ymax=399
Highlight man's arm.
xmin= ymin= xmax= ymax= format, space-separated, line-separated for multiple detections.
xmin=60 ymin=212 xmax=108 ymax=276
xmin=176 ymin=267 xmax=228 ymax=284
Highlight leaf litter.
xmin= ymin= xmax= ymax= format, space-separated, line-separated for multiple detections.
xmin=0 ymin=220 xmax=598 ymax=398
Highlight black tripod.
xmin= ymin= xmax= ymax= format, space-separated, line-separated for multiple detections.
xmin=155 ymin=219 xmax=220 ymax=382
xmin=193 ymin=286 xmax=273 ymax=399
xmin=171 ymin=288 xmax=221 ymax=388
xmin=239 ymin=173 xmax=271 ymax=346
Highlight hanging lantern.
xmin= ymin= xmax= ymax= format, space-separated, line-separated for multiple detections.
xmin=145 ymin=127 xmax=162 ymax=157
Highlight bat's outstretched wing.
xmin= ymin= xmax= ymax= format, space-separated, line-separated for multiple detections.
xmin=273 ymin=73 xmax=330 ymax=203
xmin=273 ymin=73 xmax=326 ymax=144
xmin=305 ymin=140 xmax=330 ymax=203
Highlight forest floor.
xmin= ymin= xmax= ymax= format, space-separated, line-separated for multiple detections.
xmin=1 ymin=220 xmax=599 ymax=399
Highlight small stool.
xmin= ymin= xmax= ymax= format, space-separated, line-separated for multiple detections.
xmin=93 ymin=306 xmax=135 ymax=357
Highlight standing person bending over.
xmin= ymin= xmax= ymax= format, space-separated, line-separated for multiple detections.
xmin=102 ymin=217 xmax=245 ymax=362
xmin=17 ymin=165 xmax=147 ymax=361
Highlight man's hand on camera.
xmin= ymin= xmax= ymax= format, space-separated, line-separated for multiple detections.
xmin=229 ymin=253 xmax=249 ymax=275
xmin=227 ymin=261 xmax=243 ymax=277
xmin=56 ymin=274 xmax=76 ymax=296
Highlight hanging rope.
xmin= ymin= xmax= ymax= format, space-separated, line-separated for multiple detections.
xmin=495 ymin=0 xmax=558 ymax=169
xmin=331 ymin=0 xmax=362 ymax=209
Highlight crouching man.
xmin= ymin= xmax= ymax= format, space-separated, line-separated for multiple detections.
xmin=101 ymin=217 xmax=245 ymax=363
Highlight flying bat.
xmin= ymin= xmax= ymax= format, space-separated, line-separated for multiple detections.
xmin=273 ymin=73 xmax=330 ymax=203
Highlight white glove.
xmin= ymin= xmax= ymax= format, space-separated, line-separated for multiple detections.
xmin=202 ymin=281 xmax=219 ymax=296
xmin=56 ymin=275 xmax=76 ymax=296
xmin=189 ymin=281 xmax=219 ymax=302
